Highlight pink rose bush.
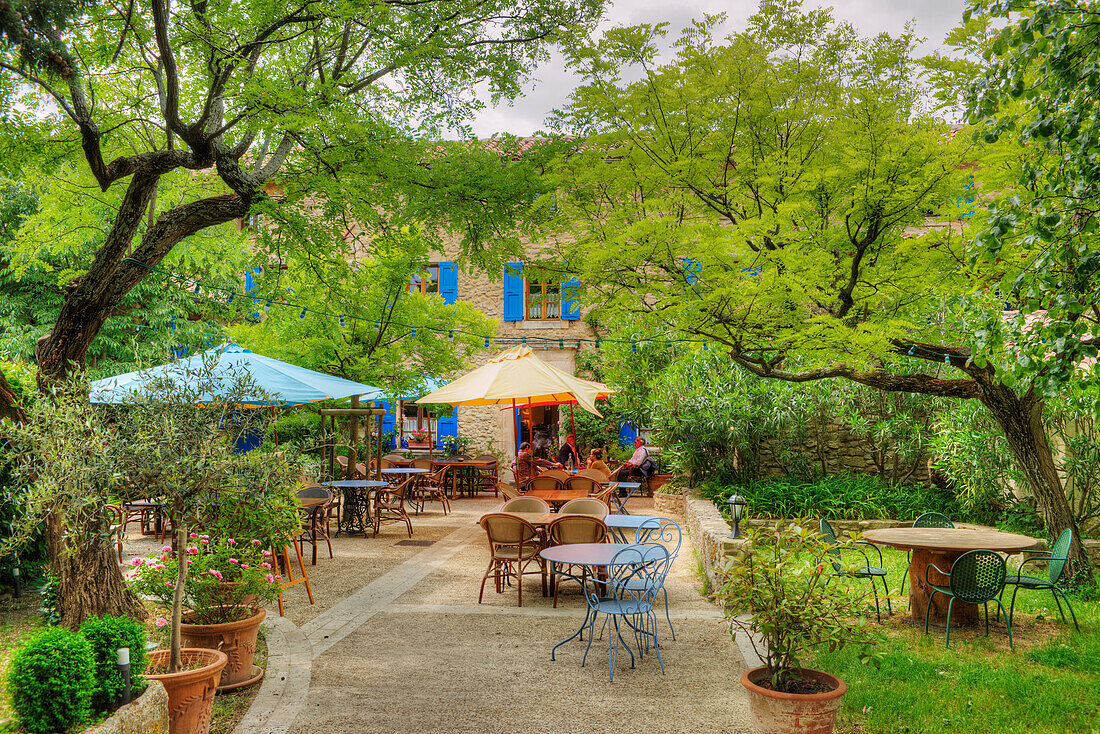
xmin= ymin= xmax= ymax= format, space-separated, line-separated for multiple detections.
xmin=127 ymin=536 xmax=279 ymax=625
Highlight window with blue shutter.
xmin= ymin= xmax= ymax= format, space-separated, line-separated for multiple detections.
xmin=561 ymin=278 xmax=582 ymax=320
xmin=436 ymin=410 xmax=458 ymax=449
xmin=503 ymin=262 xmax=524 ymax=321
xmin=244 ymin=266 xmax=262 ymax=293
xmin=682 ymin=258 xmax=703 ymax=285
xmin=439 ymin=262 xmax=458 ymax=305
xmin=380 ymin=401 xmax=397 ymax=449
xmin=618 ymin=421 xmax=637 ymax=447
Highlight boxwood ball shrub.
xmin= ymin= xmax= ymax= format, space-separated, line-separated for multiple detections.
xmin=8 ymin=627 xmax=95 ymax=732
xmin=80 ymin=614 xmax=148 ymax=711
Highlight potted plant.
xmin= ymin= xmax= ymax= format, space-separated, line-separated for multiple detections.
xmin=127 ymin=535 xmax=279 ymax=690
xmin=719 ymin=520 xmax=880 ymax=734
xmin=407 ymin=428 xmax=431 ymax=449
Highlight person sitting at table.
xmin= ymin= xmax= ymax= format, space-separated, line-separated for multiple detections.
xmin=556 ymin=434 xmax=582 ymax=470
xmin=511 ymin=441 xmax=560 ymax=484
xmin=614 ymin=437 xmax=655 ymax=482
xmin=586 ymin=447 xmax=611 ymax=476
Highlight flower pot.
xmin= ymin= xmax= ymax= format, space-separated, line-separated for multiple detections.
xmin=740 ymin=667 xmax=847 ymax=734
xmin=181 ymin=607 xmax=265 ymax=689
xmin=649 ymin=473 xmax=673 ymax=493
xmin=145 ymin=648 xmax=227 ymax=734
xmin=407 ymin=440 xmax=432 ymax=449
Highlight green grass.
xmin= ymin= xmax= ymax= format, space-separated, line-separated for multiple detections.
xmin=0 ymin=595 xmax=45 ymax=731
xmin=809 ymin=547 xmax=1100 ymax=734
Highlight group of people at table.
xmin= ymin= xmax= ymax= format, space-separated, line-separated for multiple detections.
xmin=512 ymin=434 xmax=656 ymax=485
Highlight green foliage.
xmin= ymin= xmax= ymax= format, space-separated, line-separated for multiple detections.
xmin=929 ymin=399 xmax=1019 ymax=515
xmin=78 ymin=615 xmax=146 ymax=712
xmin=36 ymin=574 xmax=60 ymax=626
xmin=7 ymin=627 xmax=95 ymax=732
xmin=440 ymin=433 xmax=474 ymax=456
xmin=720 ymin=520 xmax=881 ymax=692
xmin=700 ymin=474 xmax=969 ymax=522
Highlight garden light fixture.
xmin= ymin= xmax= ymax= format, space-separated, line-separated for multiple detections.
xmin=727 ymin=493 xmax=746 ymax=538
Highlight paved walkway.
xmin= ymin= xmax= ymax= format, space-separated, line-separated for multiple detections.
xmin=224 ymin=496 xmax=753 ymax=734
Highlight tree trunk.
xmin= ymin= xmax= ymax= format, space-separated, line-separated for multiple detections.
xmin=47 ymin=513 xmax=144 ymax=629
xmin=0 ymin=368 xmax=26 ymax=423
xmin=979 ymin=383 xmax=1093 ymax=580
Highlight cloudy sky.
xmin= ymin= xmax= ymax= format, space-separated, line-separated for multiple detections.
xmin=468 ymin=0 xmax=966 ymax=137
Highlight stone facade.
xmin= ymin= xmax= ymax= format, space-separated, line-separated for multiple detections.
xmin=754 ymin=422 xmax=931 ymax=484
xmin=86 ymin=681 xmax=169 ymax=734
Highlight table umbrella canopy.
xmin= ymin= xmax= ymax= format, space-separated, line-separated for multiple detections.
xmin=90 ymin=343 xmax=384 ymax=407
xmin=415 ymin=346 xmax=609 ymax=416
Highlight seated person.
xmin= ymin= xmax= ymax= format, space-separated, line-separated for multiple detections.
xmin=556 ymin=433 xmax=582 ymax=470
xmin=585 ymin=448 xmax=611 ymax=477
xmin=614 ymin=437 xmax=654 ymax=482
xmin=510 ymin=441 xmax=559 ymax=484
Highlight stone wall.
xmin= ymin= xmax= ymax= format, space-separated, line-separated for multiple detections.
xmin=86 ymin=681 xmax=168 ymax=734
xmin=754 ymin=422 xmax=932 ymax=484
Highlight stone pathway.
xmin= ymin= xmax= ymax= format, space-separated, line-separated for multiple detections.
xmin=227 ymin=497 xmax=753 ymax=734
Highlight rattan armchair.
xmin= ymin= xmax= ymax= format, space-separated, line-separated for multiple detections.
xmin=501 ymin=496 xmax=551 ymax=514
xmin=546 ymin=515 xmax=608 ymax=608
xmin=478 ymin=513 xmax=546 ymax=607
xmin=558 ymin=497 xmax=609 ymax=519
xmin=372 ymin=477 xmax=414 ymax=538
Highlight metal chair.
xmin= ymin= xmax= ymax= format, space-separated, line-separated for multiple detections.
xmin=899 ymin=512 xmax=956 ymax=594
xmin=925 ymin=549 xmax=1012 ymax=649
xmin=819 ymin=518 xmax=892 ymax=622
xmin=546 ymin=515 xmax=608 ymax=607
xmin=576 ymin=544 xmax=670 ymax=681
xmin=501 ymin=496 xmax=551 ymax=514
xmin=559 ymin=497 xmax=609 ymax=519
xmin=634 ymin=518 xmax=682 ymax=640
xmin=372 ymin=477 xmax=414 ymax=538
xmin=478 ymin=513 xmax=546 ymax=607
xmin=1001 ymin=528 xmax=1079 ymax=632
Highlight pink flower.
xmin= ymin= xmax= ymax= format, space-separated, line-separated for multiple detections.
xmin=262 ymin=550 xmax=272 ymax=556
xmin=155 ymin=565 xmax=166 ymax=571
xmin=240 ymin=564 xmax=250 ymax=569
xmin=226 ymin=538 xmax=236 ymax=544
xmin=201 ymin=539 xmax=209 ymax=545
xmin=162 ymin=546 xmax=172 ymax=552
xmin=228 ymin=558 xmax=238 ymax=564
xmin=186 ymin=559 xmax=193 ymax=565
xmin=265 ymin=573 xmax=275 ymax=583
xmin=130 ymin=557 xmax=144 ymax=567
xmin=251 ymin=539 xmax=262 ymax=545
xmin=187 ymin=547 xmax=198 ymax=555
xmin=155 ymin=617 xmax=168 ymax=628
xmin=260 ymin=562 xmax=272 ymax=569
xmin=189 ymin=533 xmax=198 ymax=538
xmin=199 ymin=534 xmax=209 ymax=540
xmin=165 ymin=581 xmax=173 ymax=587
xmin=208 ymin=569 xmax=223 ymax=581
xmin=275 ymin=574 xmax=282 ymax=580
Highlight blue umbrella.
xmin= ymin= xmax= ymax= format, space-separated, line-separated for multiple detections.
xmin=90 ymin=343 xmax=384 ymax=407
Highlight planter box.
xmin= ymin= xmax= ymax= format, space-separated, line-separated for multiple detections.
xmin=406 ymin=440 xmax=432 ymax=449
xmin=86 ymin=680 xmax=169 ymax=734
xmin=648 ymin=473 xmax=674 ymax=493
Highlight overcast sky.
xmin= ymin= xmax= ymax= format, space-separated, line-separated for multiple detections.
xmin=468 ymin=0 xmax=966 ymax=137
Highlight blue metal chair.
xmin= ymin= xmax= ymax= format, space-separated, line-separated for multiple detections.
xmin=1001 ymin=528 xmax=1079 ymax=632
xmin=925 ymin=549 xmax=1012 ymax=649
xmin=819 ymin=518 xmax=891 ymax=622
xmin=633 ymin=518 xmax=682 ymax=640
xmin=900 ymin=512 xmax=955 ymax=594
xmin=580 ymin=544 xmax=670 ymax=681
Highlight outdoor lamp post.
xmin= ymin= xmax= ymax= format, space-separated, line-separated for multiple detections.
xmin=727 ymin=493 xmax=746 ymax=538
xmin=117 ymin=648 xmax=131 ymax=705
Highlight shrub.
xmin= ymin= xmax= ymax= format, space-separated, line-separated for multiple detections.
xmin=8 ymin=627 xmax=95 ymax=732
xmin=80 ymin=615 xmax=147 ymax=712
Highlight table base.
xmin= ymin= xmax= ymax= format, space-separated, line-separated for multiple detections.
xmin=337 ymin=489 xmax=375 ymax=536
xmin=909 ymin=549 xmax=979 ymax=627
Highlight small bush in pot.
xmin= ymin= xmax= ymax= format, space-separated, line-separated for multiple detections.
xmin=720 ymin=520 xmax=881 ymax=692
xmin=8 ymin=627 xmax=96 ymax=732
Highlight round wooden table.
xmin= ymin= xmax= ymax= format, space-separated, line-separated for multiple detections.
xmin=863 ymin=527 xmax=1041 ymax=626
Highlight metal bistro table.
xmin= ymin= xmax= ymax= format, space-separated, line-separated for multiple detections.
xmin=863 ymin=526 xmax=1042 ymax=626
xmin=381 ymin=467 xmax=429 ymax=477
xmin=539 ymin=543 xmax=634 ymax=661
xmin=609 ymin=482 xmax=642 ymax=514
xmin=604 ymin=515 xmax=663 ymax=543
xmin=323 ymin=480 xmax=390 ymax=536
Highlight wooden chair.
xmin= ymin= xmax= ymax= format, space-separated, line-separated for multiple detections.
xmin=559 ymin=497 xmax=609 ymax=519
xmin=501 ymin=496 xmax=551 ymax=514
xmin=565 ymin=476 xmax=603 ymax=496
xmin=478 ymin=513 xmax=546 ymax=607
xmin=525 ymin=476 xmax=564 ymax=492
xmin=274 ymin=537 xmax=315 ymax=616
xmin=546 ymin=515 xmax=608 ymax=607
xmin=373 ymin=477 xmax=414 ymax=538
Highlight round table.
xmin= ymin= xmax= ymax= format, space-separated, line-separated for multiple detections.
xmin=323 ymin=480 xmax=391 ymax=536
xmin=381 ymin=467 xmax=429 ymax=475
xmin=863 ymin=527 xmax=1041 ymax=626
xmin=604 ymin=515 xmax=661 ymax=543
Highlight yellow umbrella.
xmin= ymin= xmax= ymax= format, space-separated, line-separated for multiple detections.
xmin=416 ymin=346 xmax=607 ymax=416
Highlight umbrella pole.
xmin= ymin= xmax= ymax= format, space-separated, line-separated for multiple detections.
xmin=570 ymin=403 xmax=575 ymax=441
xmin=271 ymin=406 xmax=280 ymax=447
xmin=527 ymin=397 xmax=533 ymax=458
xmin=512 ymin=399 xmax=519 ymax=457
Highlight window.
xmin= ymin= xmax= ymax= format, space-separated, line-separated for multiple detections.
xmin=402 ymin=403 xmax=438 ymax=437
xmin=526 ymin=281 xmax=560 ymax=320
xmin=409 ymin=264 xmax=440 ymax=294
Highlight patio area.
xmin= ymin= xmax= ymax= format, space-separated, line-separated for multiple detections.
xmin=122 ymin=496 xmax=754 ymax=734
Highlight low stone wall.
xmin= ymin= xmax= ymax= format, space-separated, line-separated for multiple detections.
xmin=86 ymin=681 xmax=168 ymax=734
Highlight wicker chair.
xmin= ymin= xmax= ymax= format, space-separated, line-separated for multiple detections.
xmin=538 ymin=469 xmax=571 ymax=482
xmin=415 ymin=467 xmax=451 ymax=515
xmin=525 ymin=475 xmax=564 ymax=492
xmin=546 ymin=515 xmax=608 ymax=607
xmin=502 ymin=496 xmax=551 ymax=514
xmin=473 ymin=455 xmax=499 ymax=495
xmin=559 ymin=497 xmax=609 ymax=519
xmin=925 ymin=549 xmax=1011 ymax=649
xmin=381 ymin=453 xmax=406 ymax=469
xmin=576 ymin=468 xmax=610 ymax=482
xmin=497 ymin=482 xmax=521 ymax=500
xmin=372 ymin=477 xmax=414 ymax=538
xmin=478 ymin=513 xmax=546 ymax=607
xmin=295 ymin=487 xmax=333 ymax=564
xmin=565 ymin=476 xmax=603 ymax=496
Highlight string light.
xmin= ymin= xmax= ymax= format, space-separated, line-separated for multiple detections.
xmin=908 ymin=346 xmax=915 ymax=355
xmin=299 ymin=308 xmax=307 ymax=319
xmin=339 ymin=314 xmax=346 ymax=327
xmin=227 ymin=292 xmax=234 ymax=304
xmin=263 ymin=300 xmax=272 ymax=311
xmin=484 ymin=336 xmax=491 ymax=348
xmin=193 ymin=284 xmax=200 ymax=294
xmin=558 ymin=338 xmax=564 ymax=349
xmin=632 ymin=342 xmax=638 ymax=353
xmin=448 ymin=330 xmax=454 ymax=341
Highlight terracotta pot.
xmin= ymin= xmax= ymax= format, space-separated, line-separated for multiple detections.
xmin=181 ymin=607 xmax=265 ymax=687
xmin=145 ymin=648 xmax=227 ymax=734
xmin=649 ymin=473 xmax=673 ymax=493
xmin=205 ymin=581 xmax=259 ymax=609
xmin=407 ymin=440 xmax=432 ymax=449
xmin=740 ymin=667 xmax=847 ymax=734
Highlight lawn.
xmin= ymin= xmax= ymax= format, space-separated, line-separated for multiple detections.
xmin=810 ymin=546 xmax=1098 ymax=734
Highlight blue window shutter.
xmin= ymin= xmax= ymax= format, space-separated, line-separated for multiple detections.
xmin=503 ymin=262 xmax=524 ymax=321
xmin=618 ymin=421 xmax=637 ymax=448
xmin=436 ymin=410 xmax=458 ymax=449
xmin=682 ymin=257 xmax=702 ymax=285
xmin=244 ymin=265 xmax=262 ymax=293
xmin=561 ymin=278 xmax=582 ymax=320
xmin=380 ymin=401 xmax=397 ymax=449
xmin=439 ymin=262 xmax=458 ymax=305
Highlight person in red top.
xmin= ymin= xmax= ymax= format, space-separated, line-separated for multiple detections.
xmin=556 ymin=434 xmax=581 ymax=469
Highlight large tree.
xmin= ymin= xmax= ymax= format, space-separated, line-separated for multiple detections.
xmin=545 ymin=1 xmax=1093 ymax=573
xmin=0 ymin=0 xmax=603 ymax=623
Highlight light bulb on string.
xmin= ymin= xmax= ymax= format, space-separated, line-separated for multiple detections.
xmin=227 ymin=292 xmax=235 ymax=304
xmin=448 ymin=330 xmax=454 ymax=341
xmin=595 ymin=339 xmax=601 ymax=349
xmin=339 ymin=314 xmax=346 ymax=327
xmin=412 ymin=326 xmax=417 ymax=337
xmin=558 ymin=338 xmax=564 ymax=349
xmin=193 ymin=283 xmax=200 ymax=294
xmin=908 ymin=346 xmax=915 ymax=356
xmin=632 ymin=342 xmax=638 ymax=353
xmin=484 ymin=336 xmax=490 ymax=348
xmin=299 ymin=308 xmax=307 ymax=319
xmin=264 ymin=300 xmax=272 ymax=311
